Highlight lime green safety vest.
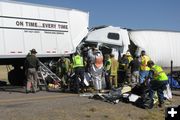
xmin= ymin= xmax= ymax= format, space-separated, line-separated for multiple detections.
xmin=72 ymin=55 xmax=84 ymax=68
xmin=105 ymin=58 xmax=111 ymax=71
xmin=140 ymin=55 xmax=150 ymax=71
xmin=127 ymin=56 xmax=133 ymax=63
xmin=151 ymin=65 xmax=168 ymax=81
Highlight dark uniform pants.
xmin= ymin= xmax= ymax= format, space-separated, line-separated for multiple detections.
xmin=74 ymin=67 xmax=85 ymax=93
xmin=26 ymin=68 xmax=38 ymax=92
xmin=149 ymin=80 xmax=168 ymax=104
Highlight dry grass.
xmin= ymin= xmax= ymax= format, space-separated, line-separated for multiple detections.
xmin=0 ymin=65 xmax=8 ymax=81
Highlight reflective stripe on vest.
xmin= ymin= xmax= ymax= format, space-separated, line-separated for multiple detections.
xmin=73 ymin=55 xmax=84 ymax=68
xmin=140 ymin=55 xmax=150 ymax=71
xmin=151 ymin=65 xmax=168 ymax=81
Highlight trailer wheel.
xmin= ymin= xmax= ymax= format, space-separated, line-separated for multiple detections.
xmin=8 ymin=68 xmax=25 ymax=86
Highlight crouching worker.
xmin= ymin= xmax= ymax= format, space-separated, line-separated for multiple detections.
xmin=56 ymin=57 xmax=71 ymax=91
xmin=146 ymin=60 xmax=168 ymax=108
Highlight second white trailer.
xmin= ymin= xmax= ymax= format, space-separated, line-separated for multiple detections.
xmin=129 ymin=30 xmax=180 ymax=67
xmin=85 ymin=26 xmax=180 ymax=67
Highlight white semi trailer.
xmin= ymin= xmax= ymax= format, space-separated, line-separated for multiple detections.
xmin=0 ymin=0 xmax=89 ymax=85
xmin=84 ymin=26 xmax=180 ymax=67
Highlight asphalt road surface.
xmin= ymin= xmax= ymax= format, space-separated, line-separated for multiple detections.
xmin=0 ymin=87 xmax=180 ymax=120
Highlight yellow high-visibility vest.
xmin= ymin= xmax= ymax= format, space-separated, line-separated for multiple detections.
xmin=140 ymin=55 xmax=150 ymax=71
xmin=72 ymin=55 xmax=84 ymax=68
xmin=127 ymin=56 xmax=133 ymax=63
xmin=151 ymin=65 xmax=168 ymax=81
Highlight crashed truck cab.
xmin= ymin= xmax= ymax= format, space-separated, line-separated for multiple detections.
xmin=82 ymin=26 xmax=131 ymax=58
xmin=83 ymin=26 xmax=180 ymax=67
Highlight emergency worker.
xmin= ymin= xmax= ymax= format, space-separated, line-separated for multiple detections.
xmin=94 ymin=50 xmax=103 ymax=69
xmin=126 ymin=51 xmax=133 ymax=83
xmin=72 ymin=52 xmax=85 ymax=93
xmin=82 ymin=47 xmax=89 ymax=72
xmin=110 ymin=54 xmax=119 ymax=88
xmin=104 ymin=54 xmax=111 ymax=89
xmin=126 ymin=51 xmax=133 ymax=63
xmin=139 ymin=50 xmax=150 ymax=83
xmin=118 ymin=54 xmax=129 ymax=86
xmin=24 ymin=49 xmax=40 ymax=93
xmin=146 ymin=60 xmax=168 ymax=108
xmin=87 ymin=47 xmax=96 ymax=65
xmin=89 ymin=48 xmax=104 ymax=91
xmin=56 ymin=57 xmax=71 ymax=90
xmin=128 ymin=56 xmax=141 ymax=85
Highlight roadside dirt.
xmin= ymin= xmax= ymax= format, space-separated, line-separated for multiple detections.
xmin=0 ymin=87 xmax=180 ymax=120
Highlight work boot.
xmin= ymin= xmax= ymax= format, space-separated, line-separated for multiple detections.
xmin=88 ymin=88 xmax=94 ymax=93
xmin=75 ymin=88 xmax=80 ymax=94
xmin=32 ymin=90 xmax=36 ymax=93
xmin=26 ymin=90 xmax=30 ymax=94
xmin=80 ymin=88 xmax=85 ymax=93
xmin=158 ymin=102 xmax=165 ymax=108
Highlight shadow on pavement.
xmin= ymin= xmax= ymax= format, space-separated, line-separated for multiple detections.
xmin=0 ymin=85 xmax=26 ymax=93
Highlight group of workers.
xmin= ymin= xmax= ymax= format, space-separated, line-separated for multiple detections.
xmin=24 ymin=47 xmax=169 ymax=108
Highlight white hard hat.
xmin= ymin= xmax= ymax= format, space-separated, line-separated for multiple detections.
xmin=126 ymin=52 xmax=131 ymax=56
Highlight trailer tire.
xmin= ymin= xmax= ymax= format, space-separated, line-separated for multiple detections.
xmin=8 ymin=69 xmax=25 ymax=86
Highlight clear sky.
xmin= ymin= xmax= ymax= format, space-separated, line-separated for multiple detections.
xmin=14 ymin=0 xmax=180 ymax=31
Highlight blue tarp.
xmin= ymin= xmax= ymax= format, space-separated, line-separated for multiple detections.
xmin=168 ymin=76 xmax=180 ymax=89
